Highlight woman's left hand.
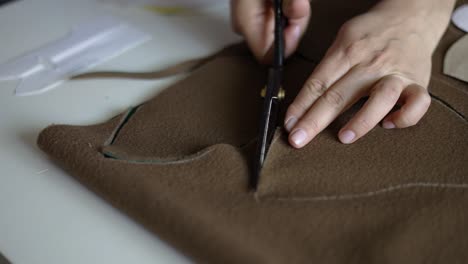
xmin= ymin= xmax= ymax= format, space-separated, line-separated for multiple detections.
xmin=285 ymin=0 xmax=455 ymax=147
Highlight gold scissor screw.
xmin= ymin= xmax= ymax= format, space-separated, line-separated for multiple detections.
xmin=261 ymin=87 xmax=285 ymax=100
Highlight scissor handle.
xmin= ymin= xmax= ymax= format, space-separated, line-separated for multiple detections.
xmin=273 ymin=0 xmax=284 ymax=68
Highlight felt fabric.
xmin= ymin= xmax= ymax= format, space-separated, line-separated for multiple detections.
xmin=37 ymin=0 xmax=468 ymax=263
xmin=444 ymin=34 xmax=468 ymax=84
xmin=72 ymin=56 xmax=214 ymax=81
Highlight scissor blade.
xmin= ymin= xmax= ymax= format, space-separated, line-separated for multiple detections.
xmin=251 ymin=99 xmax=274 ymax=188
xmin=251 ymin=0 xmax=284 ymax=189
xmin=251 ymin=68 xmax=282 ymax=189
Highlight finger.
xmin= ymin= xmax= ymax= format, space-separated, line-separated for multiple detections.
xmin=231 ymin=0 xmax=267 ymax=33
xmin=283 ymin=0 xmax=310 ymax=19
xmin=284 ymin=46 xmax=350 ymax=132
xmin=382 ymin=83 xmax=431 ymax=129
xmin=282 ymin=0 xmax=311 ymax=57
xmin=233 ymin=0 xmax=311 ymax=62
xmin=288 ymin=65 xmax=380 ymax=148
xmin=231 ymin=0 xmax=275 ymax=60
xmin=338 ymin=75 xmax=404 ymax=144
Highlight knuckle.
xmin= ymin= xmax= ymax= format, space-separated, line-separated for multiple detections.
xmin=343 ymin=40 xmax=367 ymax=62
xmin=375 ymin=81 xmax=401 ymax=101
xmin=371 ymin=49 xmax=391 ymax=65
xmin=321 ymin=89 xmax=346 ymax=108
xmin=287 ymin=103 xmax=305 ymax=116
xmin=356 ymin=60 xmax=387 ymax=76
xmin=302 ymin=118 xmax=321 ymax=135
xmin=354 ymin=117 xmax=373 ymax=132
xmin=347 ymin=46 xmax=395 ymax=77
xmin=339 ymin=20 xmax=360 ymax=40
xmin=303 ymin=79 xmax=327 ymax=100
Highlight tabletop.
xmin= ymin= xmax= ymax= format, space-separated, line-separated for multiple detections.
xmin=0 ymin=0 xmax=240 ymax=263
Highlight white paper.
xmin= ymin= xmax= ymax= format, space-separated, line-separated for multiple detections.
xmin=452 ymin=4 xmax=468 ymax=33
xmin=0 ymin=16 xmax=151 ymax=96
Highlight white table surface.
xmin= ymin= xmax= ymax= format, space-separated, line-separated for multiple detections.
xmin=0 ymin=1 xmax=240 ymax=263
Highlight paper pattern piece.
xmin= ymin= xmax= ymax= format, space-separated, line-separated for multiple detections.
xmin=0 ymin=16 xmax=151 ymax=96
xmin=444 ymin=34 xmax=468 ymax=83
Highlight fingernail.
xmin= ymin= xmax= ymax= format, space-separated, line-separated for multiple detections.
xmin=291 ymin=129 xmax=307 ymax=147
xmin=285 ymin=117 xmax=298 ymax=132
xmin=382 ymin=120 xmax=396 ymax=129
xmin=339 ymin=130 xmax=355 ymax=144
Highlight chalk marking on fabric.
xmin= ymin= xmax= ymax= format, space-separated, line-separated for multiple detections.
xmin=99 ymin=98 xmax=258 ymax=165
xmin=102 ymin=147 xmax=216 ymax=165
xmin=262 ymin=182 xmax=468 ymax=202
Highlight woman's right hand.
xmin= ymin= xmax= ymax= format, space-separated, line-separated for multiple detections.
xmin=230 ymin=0 xmax=311 ymax=63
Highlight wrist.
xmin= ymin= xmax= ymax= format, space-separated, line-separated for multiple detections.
xmin=374 ymin=0 xmax=455 ymax=16
xmin=372 ymin=0 xmax=455 ymax=51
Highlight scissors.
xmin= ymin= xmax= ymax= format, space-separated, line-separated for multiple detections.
xmin=251 ymin=0 xmax=286 ymax=189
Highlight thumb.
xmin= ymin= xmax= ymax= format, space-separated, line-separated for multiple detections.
xmin=231 ymin=0 xmax=310 ymax=63
xmin=282 ymin=0 xmax=311 ymax=58
xmin=261 ymin=0 xmax=311 ymax=62
xmin=231 ymin=0 xmax=274 ymax=61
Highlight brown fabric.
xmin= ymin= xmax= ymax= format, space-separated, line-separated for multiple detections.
xmin=37 ymin=1 xmax=468 ymax=263
xmin=72 ymin=56 xmax=214 ymax=81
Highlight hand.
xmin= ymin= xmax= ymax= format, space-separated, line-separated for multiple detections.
xmin=284 ymin=0 xmax=455 ymax=147
xmin=230 ymin=0 xmax=311 ymax=63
